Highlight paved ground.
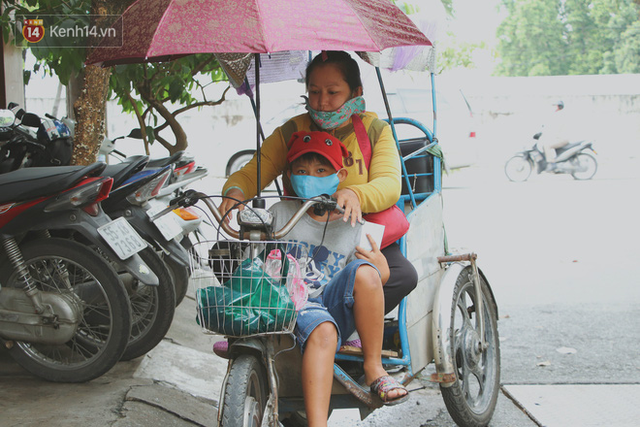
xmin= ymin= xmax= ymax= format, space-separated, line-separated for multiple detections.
xmin=4 ymin=293 xmax=637 ymax=426
xmin=0 ymin=293 xmax=537 ymax=427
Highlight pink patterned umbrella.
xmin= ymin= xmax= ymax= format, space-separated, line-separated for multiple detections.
xmin=86 ymin=0 xmax=431 ymax=66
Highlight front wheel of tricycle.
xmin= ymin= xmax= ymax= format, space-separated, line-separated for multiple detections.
xmin=440 ymin=267 xmax=500 ymax=427
xmin=220 ymin=354 xmax=269 ymax=427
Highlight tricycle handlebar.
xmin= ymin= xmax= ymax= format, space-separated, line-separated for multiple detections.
xmin=150 ymin=191 xmax=342 ymax=241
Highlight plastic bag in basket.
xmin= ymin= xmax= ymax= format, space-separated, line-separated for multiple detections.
xmin=265 ymin=249 xmax=308 ymax=310
xmin=196 ymin=248 xmax=296 ymax=336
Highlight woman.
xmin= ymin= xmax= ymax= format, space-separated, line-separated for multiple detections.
xmin=219 ymin=50 xmax=417 ymax=314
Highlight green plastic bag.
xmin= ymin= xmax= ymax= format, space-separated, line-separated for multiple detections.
xmin=196 ymin=247 xmax=296 ymax=336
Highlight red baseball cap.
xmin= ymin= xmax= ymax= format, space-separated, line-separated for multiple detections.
xmin=287 ymin=131 xmax=348 ymax=171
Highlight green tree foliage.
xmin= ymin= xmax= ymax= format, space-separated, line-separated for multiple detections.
xmin=615 ymin=20 xmax=640 ymax=73
xmin=1 ymin=0 xmax=230 ymax=155
xmin=1 ymin=0 xmax=95 ymax=84
xmin=495 ymin=0 xmax=640 ymax=76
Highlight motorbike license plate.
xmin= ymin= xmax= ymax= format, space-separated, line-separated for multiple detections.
xmin=146 ymin=204 xmax=183 ymax=241
xmin=97 ymin=217 xmax=148 ymax=260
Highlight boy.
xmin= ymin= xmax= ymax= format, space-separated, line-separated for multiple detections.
xmin=269 ymin=130 xmax=409 ymax=427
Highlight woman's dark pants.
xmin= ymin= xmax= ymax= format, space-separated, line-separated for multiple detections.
xmin=381 ymin=242 xmax=418 ymax=314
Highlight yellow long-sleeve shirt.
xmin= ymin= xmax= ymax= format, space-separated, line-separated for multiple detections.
xmin=222 ymin=112 xmax=401 ymax=214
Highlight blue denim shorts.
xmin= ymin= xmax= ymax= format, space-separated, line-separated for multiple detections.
xmin=294 ymin=259 xmax=378 ymax=353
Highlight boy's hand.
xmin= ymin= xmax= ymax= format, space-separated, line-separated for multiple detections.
xmin=355 ymin=234 xmax=390 ymax=285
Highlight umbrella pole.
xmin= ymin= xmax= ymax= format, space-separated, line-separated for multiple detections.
xmin=253 ymin=53 xmax=265 ymax=208
xmin=245 ymin=78 xmax=283 ymax=197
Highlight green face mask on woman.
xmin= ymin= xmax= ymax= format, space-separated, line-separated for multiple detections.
xmin=306 ymin=96 xmax=366 ymax=130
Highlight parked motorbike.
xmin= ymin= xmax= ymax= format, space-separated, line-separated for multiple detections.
xmin=146 ymin=152 xmax=207 ymax=304
xmin=100 ymin=160 xmax=178 ymax=360
xmin=505 ymin=135 xmax=598 ymax=182
xmin=99 ymin=133 xmax=207 ymax=305
xmin=0 ymin=161 xmax=132 ymax=382
xmin=0 ymin=107 xmax=193 ymax=362
xmin=0 ymin=103 xmax=73 ymax=174
xmin=0 ymin=108 xmax=161 ymax=290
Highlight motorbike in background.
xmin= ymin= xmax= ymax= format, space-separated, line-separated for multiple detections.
xmin=505 ymin=133 xmax=598 ymax=182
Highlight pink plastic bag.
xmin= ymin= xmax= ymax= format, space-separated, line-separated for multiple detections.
xmin=265 ymin=249 xmax=308 ymax=310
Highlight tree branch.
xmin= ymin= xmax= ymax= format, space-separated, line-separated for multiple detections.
xmin=153 ymin=86 xmax=230 ymax=134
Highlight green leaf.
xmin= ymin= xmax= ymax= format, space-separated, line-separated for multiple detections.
xmin=145 ymin=125 xmax=155 ymax=144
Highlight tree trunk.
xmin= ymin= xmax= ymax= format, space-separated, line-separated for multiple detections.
xmin=71 ymin=65 xmax=110 ymax=165
xmin=70 ymin=0 xmax=132 ymax=165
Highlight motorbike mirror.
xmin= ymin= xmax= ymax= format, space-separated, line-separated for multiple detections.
xmin=0 ymin=109 xmax=16 ymax=127
xmin=127 ymin=128 xmax=143 ymax=139
xmin=21 ymin=112 xmax=42 ymax=127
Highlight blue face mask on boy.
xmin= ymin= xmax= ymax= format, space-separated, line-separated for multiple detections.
xmin=290 ymin=173 xmax=340 ymax=200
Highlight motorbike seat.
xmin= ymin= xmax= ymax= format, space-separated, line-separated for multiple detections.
xmin=556 ymin=141 xmax=584 ymax=154
xmin=0 ymin=162 xmax=107 ymax=204
xmin=147 ymin=151 xmax=184 ymax=169
xmin=103 ymin=155 xmax=149 ymax=188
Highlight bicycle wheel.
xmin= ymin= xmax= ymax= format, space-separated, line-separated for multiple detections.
xmin=440 ymin=266 xmax=500 ymax=427
xmin=220 ymin=354 xmax=269 ymax=427
xmin=0 ymin=238 xmax=131 ymax=382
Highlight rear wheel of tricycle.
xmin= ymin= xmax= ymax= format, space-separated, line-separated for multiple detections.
xmin=440 ymin=266 xmax=500 ymax=427
xmin=504 ymin=155 xmax=533 ymax=182
xmin=221 ymin=354 xmax=269 ymax=427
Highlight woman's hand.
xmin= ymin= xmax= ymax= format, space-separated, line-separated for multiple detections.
xmin=218 ymin=188 xmax=245 ymax=223
xmin=334 ymin=188 xmax=362 ymax=226
xmin=355 ymin=234 xmax=390 ymax=285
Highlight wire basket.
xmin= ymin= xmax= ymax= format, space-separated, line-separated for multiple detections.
xmin=190 ymin=240 xmax=308 ymax=337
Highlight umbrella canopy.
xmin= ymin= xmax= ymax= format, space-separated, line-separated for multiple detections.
xmin=86 ymin=0 xmax=431 ymax=66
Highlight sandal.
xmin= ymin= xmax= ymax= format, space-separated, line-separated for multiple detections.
xmin=369 ymin=375 xmax=410 ymax=406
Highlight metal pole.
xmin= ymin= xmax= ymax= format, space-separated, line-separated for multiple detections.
xmin=375 ymin=67 xmax=417 ymax=209
xmin=245 ymin=77 xmax=283 ymax=196
xmin=253 ymin=53 xmax=265 ymax=208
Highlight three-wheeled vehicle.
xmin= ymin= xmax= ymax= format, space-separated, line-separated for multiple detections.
xmin=157 ymin=51 xmax=501 ymax=427
xmin=88 ymin=2 xmax=500 ymax=426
